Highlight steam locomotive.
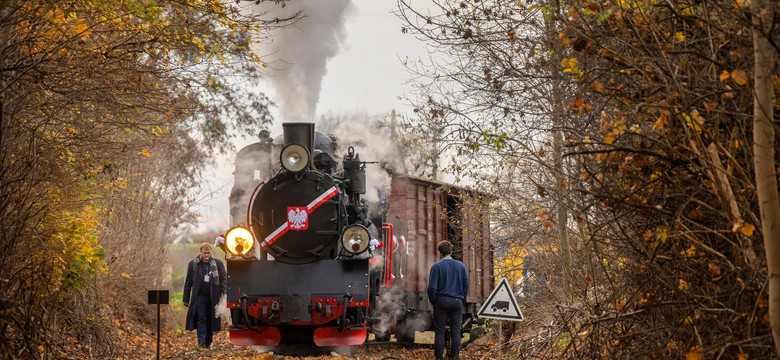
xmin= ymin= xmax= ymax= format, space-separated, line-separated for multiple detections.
xmin=220 ymin=122 xmax=493 ymax=347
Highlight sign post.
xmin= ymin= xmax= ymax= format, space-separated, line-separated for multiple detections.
xmin=147 ymin=290 xmax=169 ymax=360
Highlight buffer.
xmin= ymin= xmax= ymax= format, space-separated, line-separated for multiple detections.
xmin=477 ymin=278 xmax=524 ymax=321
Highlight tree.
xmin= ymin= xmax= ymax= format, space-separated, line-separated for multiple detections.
xmin=0 ymin=0 xmax=295 ymax=356
xmin=751 ymin=0 xmax=780 ymax=353
xmin=398 ymin=0 xmax=779 ymax=357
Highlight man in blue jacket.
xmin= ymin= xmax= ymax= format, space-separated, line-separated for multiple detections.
xmin=427 ymin=240 xmax=469 ymax=360
xmin=183 ymin=243 xmax=226 ymax=350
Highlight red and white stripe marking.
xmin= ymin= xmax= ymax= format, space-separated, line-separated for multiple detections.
xmin=261 ymin=186 xmax=339 ymax=249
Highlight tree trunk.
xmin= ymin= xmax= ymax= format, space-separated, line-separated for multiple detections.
xmin=751 ymin=0 xmax=780 ymax=354
xmin=546 ymin=13 xmax=573 ymax=300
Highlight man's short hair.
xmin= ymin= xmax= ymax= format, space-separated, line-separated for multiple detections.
xmin=437 ymin=241 xmax=453 ymax=256
xmin=200 ymin=243 xmax=212 ymax=252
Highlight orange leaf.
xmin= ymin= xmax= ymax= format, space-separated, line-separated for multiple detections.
xmin=653 ymin=113 xmax=668 ymax=130
xmin=732 ymin=220 xmax=755 ymax=236
xmin=737 ymin=353 xmax=749 ymax=360
xmin=732 ymin=69 xmax=748 ymax=86
xmin=686 ymin=346 xmax=702 ymax=360
xmin=140 ymin=149 xmax=151 ymax=157
xmin=718 ymin=70 xmax=730 ymax=82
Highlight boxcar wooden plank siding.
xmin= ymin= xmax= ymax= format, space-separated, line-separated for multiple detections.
xmin=387 ymin=175 xmax=493 ymax=304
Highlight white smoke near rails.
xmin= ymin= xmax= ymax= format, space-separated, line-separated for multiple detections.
xmin=370 ymin=286 xmax=407 ymax=336
xmin=253 ymin=0 xmax=353 ymax=122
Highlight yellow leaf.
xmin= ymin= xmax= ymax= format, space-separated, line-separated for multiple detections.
xmin=686 ymin=346 xmax=703 ymax=360
xmin=675 ymin=32 xmax=685 ymax=42
xmin=141 ymin=149 xmax=150 ymax=157
xmin=719 ymin=70 xmax=730 ymax=82
xmin=657 ymin=226 xmax=668 ymax=243
xmin=732 ymin=69 xmax=748 ymax=86
xmin=121 ymin=273 xmax=130 ymax=278
xmin=678 ymin=279 xmax=690 ymax=290
xmin=683 ymin=112 xmax=702 ymax=132
xmin=604 ymin=132 xmax=617 ymax=144
xmin=683 ymin=315 xmax=694 ymax=324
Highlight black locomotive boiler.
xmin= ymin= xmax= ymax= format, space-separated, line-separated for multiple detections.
xmin=221 ymin=123 xmax=376 ymax=347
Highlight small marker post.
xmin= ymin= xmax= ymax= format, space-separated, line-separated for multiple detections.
xmin=147 ymin=290 xmax=169 ymax=360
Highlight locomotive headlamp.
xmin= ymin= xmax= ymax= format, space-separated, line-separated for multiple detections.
xmin=280 ymin=144 xmax=310 ymax=172
xmin=225 ymin=226 xmax=254 ymax=256
xmin=341 ymin=224 xmax=370 ymax=255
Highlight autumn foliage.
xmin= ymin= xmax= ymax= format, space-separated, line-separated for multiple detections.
xmin=0 ymin=1 xmax=290 ymax=358
xmin=398 ymin=0 xmax=778 ymax=358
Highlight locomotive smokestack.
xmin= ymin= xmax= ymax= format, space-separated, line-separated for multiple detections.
xmin=282 ymin=123 xmax=315 ymax=168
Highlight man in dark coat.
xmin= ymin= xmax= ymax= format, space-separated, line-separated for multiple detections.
xmin=427 ymin=240 xmax=469 ymax=360
xmin=183 ymin=243 xmax=227 ymax=349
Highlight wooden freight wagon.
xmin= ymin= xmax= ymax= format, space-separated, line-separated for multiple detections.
xmin=370 ymin=173 xmax=493 ymax=341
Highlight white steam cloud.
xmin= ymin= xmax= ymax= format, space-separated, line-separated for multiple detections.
xmin=371 ymin=286 xmax=407 ymax=336
xmin=329 ymin=113 xmax=404 ymax=208
xmin=216 ymin=293 xmax=230 ymax=320
xmin=256 ymin=0 xmax=353 ymax=122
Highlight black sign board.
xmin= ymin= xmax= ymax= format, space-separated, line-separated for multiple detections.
xmin=147 ymin=290 xmax=169 ymax=305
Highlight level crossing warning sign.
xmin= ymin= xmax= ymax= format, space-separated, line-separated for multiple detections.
xmin=477 ymin=278 xmax=524 ymax=321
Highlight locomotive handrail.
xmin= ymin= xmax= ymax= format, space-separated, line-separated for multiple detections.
xmin=382 ymin=223 xmax=395 ymax=288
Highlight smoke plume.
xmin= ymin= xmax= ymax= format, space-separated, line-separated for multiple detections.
xmin=256 ymin=0 xmax=353 ymax=122
xmin=328 ymin=113 xmax=404 ymax=208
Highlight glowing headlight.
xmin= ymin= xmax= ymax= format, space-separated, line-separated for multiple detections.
xmin=225 ymin=226 xmax=254 ymax=256
xmin=280 ymin=144 xmax=310 ymax=172
xmin=341 ymin=224 xmax=370 ymax=254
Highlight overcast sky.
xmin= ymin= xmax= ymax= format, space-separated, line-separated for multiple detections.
xmin=189 ymin=1 xmax=428 ymax=233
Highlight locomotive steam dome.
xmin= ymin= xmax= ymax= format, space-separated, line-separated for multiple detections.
xmin=247 ymin=123 xmax=345 ymax=264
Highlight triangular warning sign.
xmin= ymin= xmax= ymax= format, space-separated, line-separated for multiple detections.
xmin=477 ymin=278 xmax=524 ymax=321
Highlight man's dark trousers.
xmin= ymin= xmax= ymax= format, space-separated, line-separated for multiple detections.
xmin=433 ymin=296 xmax=463 ymax=360
xmin=195 ymin=293 xmax=213 ymax=346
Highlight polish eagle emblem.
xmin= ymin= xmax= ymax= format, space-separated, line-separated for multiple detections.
xmin=287 ymin=207 xmax=308 ymax=230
